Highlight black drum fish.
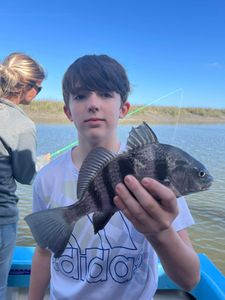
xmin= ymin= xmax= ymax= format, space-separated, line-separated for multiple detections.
xmin=25 ymin=122 xmax=213 ymax=257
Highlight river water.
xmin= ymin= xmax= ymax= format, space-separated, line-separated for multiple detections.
xmin=16 ymin=123 xmax=225 ymax=274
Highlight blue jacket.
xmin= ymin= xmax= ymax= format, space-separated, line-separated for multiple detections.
xmin=0 ymin=98 xmax=36 ymax=224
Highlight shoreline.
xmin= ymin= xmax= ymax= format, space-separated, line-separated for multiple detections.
xmin=26 ymin=111 xmax=225 ymax=125
xmin=22 ymin=101 xmax=225 ymax=125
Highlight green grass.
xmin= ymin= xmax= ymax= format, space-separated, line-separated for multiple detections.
xmin=186 ymin=107 xmax=225 ymax=117
xmin=127 ymin=104 xmax=225 ymax=117
xmin=23 ymin=100 xmax=64 ymax=113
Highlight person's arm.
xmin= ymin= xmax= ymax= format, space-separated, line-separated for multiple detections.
xmin=147 ymin=227 xmax=200 ymax=291
xmin=28 ymin=246 xmax=51 ymax=300
xmin=11 ymin=125 xmax=36 ymax=184
xmin=12 ymin=127 xmax=50 ymax=184
xmin=114 ymin=175 xmax=200 ymax=291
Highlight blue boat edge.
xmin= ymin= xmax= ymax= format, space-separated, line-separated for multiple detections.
xmin=8 ymin=246 xmax=225 ymax=300
xmin=158 ymin=252 xmax=225 ymax=299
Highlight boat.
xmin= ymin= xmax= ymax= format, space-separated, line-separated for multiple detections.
xmin=7 ymin=246 xmax=225 ymax=299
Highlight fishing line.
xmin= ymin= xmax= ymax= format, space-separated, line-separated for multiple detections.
xmin=127 ymin=88 xmax=184 ymax=117
xmin=168 ymin=88 xmax=184 ymax=145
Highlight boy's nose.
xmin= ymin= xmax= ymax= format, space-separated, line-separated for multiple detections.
xmin=87 ymin=92 xmax=100 ymax=112
xmin=88 ymin=106 xmax=99 ymax=113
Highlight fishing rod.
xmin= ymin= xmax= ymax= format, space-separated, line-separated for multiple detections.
xmin=50 ymin=141 xmax=79 ymax=158
xmin=49 ymin=88 xmax=183 ymax=158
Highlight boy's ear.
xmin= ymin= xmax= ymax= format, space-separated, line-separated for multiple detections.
xmin=119 ymin=101 xmax=130 ymax=119
xmin=63 ymin=105 xmax=73 ymax=122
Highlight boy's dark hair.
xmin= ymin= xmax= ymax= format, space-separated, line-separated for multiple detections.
xmin=62 ymin=54 xmax=130 ymax=106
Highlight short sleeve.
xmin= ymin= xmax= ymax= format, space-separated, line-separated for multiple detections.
xmin=32 ymin=173 xmax=47 ymax=212
xmin=172 ymin=196 xmax=195 ymax=231
xmin=12 ymin=127 xmax=37 ymax=184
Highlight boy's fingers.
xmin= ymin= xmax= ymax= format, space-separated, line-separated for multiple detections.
xmin=113 ymin=195 xmax=135 ymax=221
xmin=115 ymin=182 xmax=141 ymax=212
xmin=113 ymin=195 xmax=125 ymax=211
xmin=120 ymin=175 xmax=178 ymax=221
xmin=115 ymin=179 xmax=159 ymax=222
xmin=123 ymin=175 xmax=161 ymax=214
xmin=141 ymin=177 xmax=177 ymax=211
xmin=113 ymin=196 xmax=126 ymax=212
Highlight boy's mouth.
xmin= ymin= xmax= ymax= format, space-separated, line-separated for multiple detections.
xmin=84 ymin=118 xmax=105 ymax=123
xmin=84 ymin=118 xmax=106 ymax=127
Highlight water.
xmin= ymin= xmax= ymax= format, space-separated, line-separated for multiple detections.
xmin=16 ymin=123 xmax=225 ymax=274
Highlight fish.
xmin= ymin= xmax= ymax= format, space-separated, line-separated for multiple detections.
xmin=25 ymin=122 xmax=213 ymax=257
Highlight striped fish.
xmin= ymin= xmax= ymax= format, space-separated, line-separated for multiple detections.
xmin=25 ymin=122 xmax=213 ymax=257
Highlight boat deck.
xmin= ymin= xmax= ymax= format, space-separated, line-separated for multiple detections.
xmin=7 ymin=248 xmax=225 ymax=300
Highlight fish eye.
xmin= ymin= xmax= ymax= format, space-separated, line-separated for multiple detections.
xmin=198 ymin=170 xmax=206 ymax=178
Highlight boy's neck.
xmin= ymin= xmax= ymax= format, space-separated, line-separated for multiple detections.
xmin=71 ymin=138 xmax=121 ymax=170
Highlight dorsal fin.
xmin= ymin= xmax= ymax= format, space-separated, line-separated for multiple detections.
xmin=77 ymin=147 xmax=116 ymax=200
xmin=126 ymin=122 xmax=158 ymax=150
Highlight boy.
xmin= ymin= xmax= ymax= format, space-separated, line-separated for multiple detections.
xmin=28 ymin=55 xmax=200 ymax=300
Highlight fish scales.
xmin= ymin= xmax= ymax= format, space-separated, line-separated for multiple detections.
xmin=87 ymin=180 xmax=104 ymax=211
xmin=102 ymin=161 xmax=117 ymax=205
xmin=86 ymin=144 xmax=168 ymax=211
xmin=87 ymin=154 xmax=135 ymax=212
xmin=126 ymin=145 xmax=158 ymax=181
xmin=153 ymin=145 xmax=169 ymax=182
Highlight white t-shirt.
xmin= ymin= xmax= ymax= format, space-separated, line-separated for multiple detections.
xmin=33 ymin=145 xmax=194 ymax=300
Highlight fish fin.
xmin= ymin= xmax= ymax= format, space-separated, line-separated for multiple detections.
xmin=93 ymin=211 xmax=116 ymax=234
xmin=127 ymin=122 xmax=158 ymax=150
xmin=24 ymin=206 xmax=77 ymax=258
xmin=77 ymin=147 xmax=116 ymax=200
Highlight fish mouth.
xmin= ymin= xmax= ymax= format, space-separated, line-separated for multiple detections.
xmin=202 ymin=181 xmax=213 ymax=190
xmin=199 ymin=176 xmax=214 ymax=191
xmin=183 ymin=175 xmax=213 ymax=195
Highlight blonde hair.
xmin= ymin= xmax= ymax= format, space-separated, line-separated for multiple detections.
xmin=0 ymin=52 xmax=46 ymax=99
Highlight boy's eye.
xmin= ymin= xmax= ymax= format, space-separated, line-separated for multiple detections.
xmin=73 ymin=94 xmax=86 ymax=101
xmin=100 ymin=92 xmax=113 ymax=98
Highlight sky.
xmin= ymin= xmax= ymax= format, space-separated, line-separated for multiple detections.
xmin=1 ymin=0 xmax=225 ymax=108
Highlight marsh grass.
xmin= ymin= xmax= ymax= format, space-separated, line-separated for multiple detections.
xmin=24 ymin=100 xmax=64 ymax=113
xmin=186 ymin=107 xmax=225 ymax=117
xmin=129 ymin=105 xmax=225 ymax=117
xmin=21 ymin=100 xmax=225 ymax=124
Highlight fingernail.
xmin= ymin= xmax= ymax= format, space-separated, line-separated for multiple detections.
xmin=142 ymin=177 xmax=151 ymax=185
xmin=125 ymin=175 xmax=132 ymax=184
xmin=115 ymin=183 xmax=122 ymax=193
xmin=113 ymin=196 xmax=118 ymax=203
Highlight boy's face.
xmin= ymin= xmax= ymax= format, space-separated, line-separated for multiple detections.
xmin=64 ymin=90 xmax=130 ymax=147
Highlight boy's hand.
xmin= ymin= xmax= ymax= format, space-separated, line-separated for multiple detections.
xmin=36 ymin=153 xmax=51 ymax=171
xmin=113 ymin=175 xmax=178 ymax=237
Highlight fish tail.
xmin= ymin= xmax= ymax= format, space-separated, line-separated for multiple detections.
xmin=24 ymin=206 xmax=78 ymax=258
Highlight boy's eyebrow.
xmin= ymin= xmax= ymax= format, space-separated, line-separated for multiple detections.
xmin=71 ymin=87 xmax=90 ymax=94
xmin=71 ymin=87 xmax=114 ymax=95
